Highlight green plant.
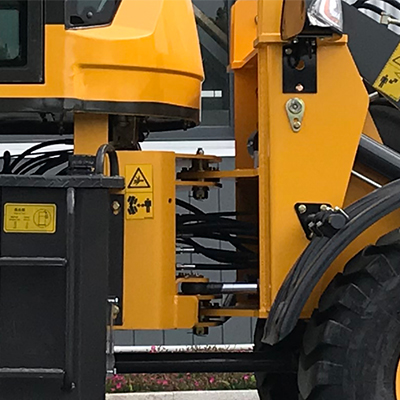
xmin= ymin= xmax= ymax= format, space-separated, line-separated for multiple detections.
xmin=106 ymin=373 xmax=256 ymax=393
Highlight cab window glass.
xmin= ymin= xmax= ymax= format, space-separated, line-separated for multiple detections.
xmin=0 ymin=9 xmax=19 ymax=61
xmin=0 ymin=1 xmax=25 ymax=66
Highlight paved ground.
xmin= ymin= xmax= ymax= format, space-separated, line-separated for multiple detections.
xmin=107 ymin=390 xmax=258 ymax=399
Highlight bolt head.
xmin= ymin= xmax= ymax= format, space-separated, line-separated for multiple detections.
xmin=288 ymin=98 xmax=303 ymax=114
xmin=112 ymin=304 xmax=120 ymax=319
xmin=293 ymin=120 xmax=301 ymax=130
xmin=112 ymin=201 xmax=122 ymax=215
xmin=298 ymin=204 xmax=307 ymax=214
xmin=295 ymin=83 xmax=304 ymax=92
xmin=285 ymin=48 xmax=293 ymax=55
xmin=320 ymin=204 xmax=329 ymax=211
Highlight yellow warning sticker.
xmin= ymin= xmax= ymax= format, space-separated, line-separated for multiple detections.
xmin=374 ymin=43 xmax=400 ymax=101
xmin=4 ymin=203 xmax=56 ymax=234
xmin=126 ymin=165 xmax=153 ymax=193
xmin=126 ymin=193 xmax=153 ymax=220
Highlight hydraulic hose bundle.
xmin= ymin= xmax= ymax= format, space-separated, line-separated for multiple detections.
xmin=0 ymin=139 xmax=73 ymax=175
xmin=176 ymin=199 xmax=258 ymax=270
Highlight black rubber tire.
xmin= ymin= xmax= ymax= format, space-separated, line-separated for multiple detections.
xmin=254 ymin=318 xmax=302 ymax=400
xmin=299 ymin=233 xmax=400 ymax=400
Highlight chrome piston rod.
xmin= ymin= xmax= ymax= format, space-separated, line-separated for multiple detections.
xmin=180 ymin=282 xmax=258 ymax=295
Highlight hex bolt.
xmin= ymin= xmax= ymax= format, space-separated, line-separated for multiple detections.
xmin=288 ymin=98 xmax=303 ymax=114
xmin=296 ymin=83 xmax=304 ymax=92
xmin=112 ymin=201 xmax=121 ymax=215
xmin=298 ymin=204 xmax=307 ymax=214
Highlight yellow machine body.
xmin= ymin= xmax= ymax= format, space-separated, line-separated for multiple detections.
xmin=72 ymin=0 xmax=400 ymax=329
xmin=4 ymin=0 xmax=400 ymax=331
xmin=231 ymin=0 xmax=400 ymax=318
xmin=0 ymin=0 xmax=203 ymax=124
xmin=74 ymin=115 xmax=201 ymax=330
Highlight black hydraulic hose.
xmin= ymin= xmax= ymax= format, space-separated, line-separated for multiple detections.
xmin=178 ymin=218 xmax=258 ymax=230
xmin=178 ymin=225 xmax=258 ymax=237
xmin=178 ymin=232 xmax=258 ymax=246
xmin=15 ymin=151 xmax=71 ymax=175
xmin=177 ymin=212 xmax=244 ymax=223
xmin=35 ymin=153 xmax=70 ymax=175
xmin=266 ymin=178 xmax=400 ymax=344
xmin=357 ymin=134 xmax=400 ymax=180
xmin=57 ymin=167 xmax=69 ymax=176
xmin=8 ymin=139 xmax=73 ymax=172
xmin=179 ymin=238 xmax=258 ymax=264
xmin=375 ymin=0 xmax=400 ymax=13
xmin=176 ymin=199 xmax=205 ymax=215
xmin=178 ymin=223 xmax=256 ymax=233
xmin=17 ymin=157 xmax=59 ymax=175
xmin=178 ymin=211 xmax=239 ymax=220
xmin=1 ymin=151 xmax=11 ymax=174
xmin=356 ymin=3 xmax=385 ymax=14
xmin=178 ymin=232 xmax=257 ymax=253
xmin=353 ymin=0 xmax=368 ymax=7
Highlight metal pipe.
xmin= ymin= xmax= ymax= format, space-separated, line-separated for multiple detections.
xmin=115 ymin=350 xmax=295 ymax=374
xmin=181 ymin=282 xmax=258 ymax=295
xmin=64 ymin=187 xmax=76 ymax=390
xmin=351 ymin=170 xmax=382 ymax=189
xmin=221 ymin=283 xmax=258 ymax=294
xmin=369 ymin=92 xmax=380 ymax=102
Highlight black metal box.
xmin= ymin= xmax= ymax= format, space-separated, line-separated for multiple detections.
xmin=0 ymin=175 xmax=124 ymax=400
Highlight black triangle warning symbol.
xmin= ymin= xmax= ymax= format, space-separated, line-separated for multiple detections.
xmin=128 ymin=168 xmax=151 ymax=189
xmin=393 ymin=56 xmax=400 ymax=67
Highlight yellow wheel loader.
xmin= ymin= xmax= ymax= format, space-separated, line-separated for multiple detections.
xmin=2 ymin=0 xmax=400 ymax=399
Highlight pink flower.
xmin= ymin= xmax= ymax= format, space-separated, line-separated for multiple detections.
xmin=209 ymin=377 xmax=215 ymax=384
xmin=243 ymin=375 xmax=250 ymax=381
xmin=162 ymin=380 xmax=169 ymax=386
xmin=194 ymin=381 xmax=199 ymax=387
xmin=116 ymin=383 xmax=122 ymax=389
xmin=150 ymin=346 xmax=157 ymax=353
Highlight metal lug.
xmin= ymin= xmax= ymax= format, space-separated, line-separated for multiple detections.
xmin=286 ymin=98 xmax=305 ymax=132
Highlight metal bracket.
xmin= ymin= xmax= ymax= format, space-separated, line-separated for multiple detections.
xmin=295 ymin=203 xmax=349 ymax=239
xmin=283 ymin=38 xmax=317 ymax=93
xmin=286 ymin=98 xmax=305 ymax=132
xmin=106 ymin=297 xmax=119 ymax=375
